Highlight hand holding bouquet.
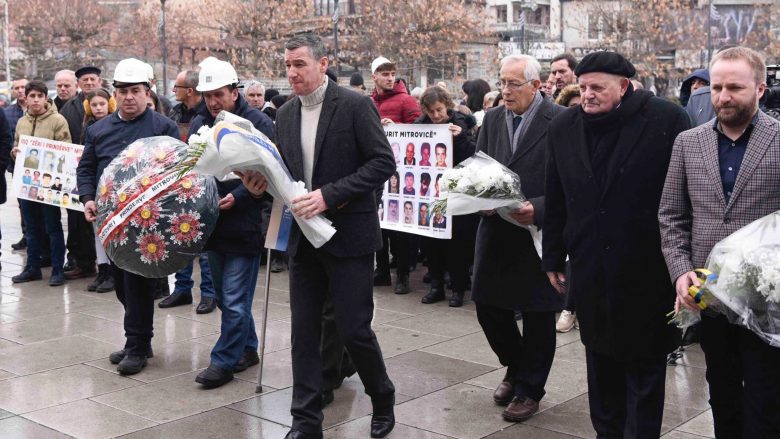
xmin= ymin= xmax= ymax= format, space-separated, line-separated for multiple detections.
xmin=431 ymin=151 xmax=542 ymax=257
xmin=96 ymin=136 xmax=220 ymax=277
xmin=184 ymin=111 xmax=336 ymax=248
xmin=669 ymin=211 xmax=780 ymax=347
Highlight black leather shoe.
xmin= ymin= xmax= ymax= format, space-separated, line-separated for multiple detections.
xmin=11 ymin=237 xmax=26 ymax=250
xmin=284 ymin=430 xmax=323 ymax=439
xmin=12 ymin=269 xmax=43 ymax=284
xmin=393 ymin=274 xmax=410 ymax=295
xmin=195 ymin=297 xmax=217 ymax=314
xmin=195 ymin=364 xmax=234 ymax=388
xmin=109 ymin=348 xmax=154 ymax=365
xmin=370 ymin=404 xmax=395 ymax=438
xmin=321 ymin=389 xmax=334 ymax=407
xmin=421 ymin=285 xmax=445 ymax=304
xmin=233 ymin=350 xmax=259 ymax=372
xmin=449 ymin=290 xmax=464 ymax=307
xmin=270 ymin=258 xmax=285 ymax=273
xmin=117 ymin=355 xmax=147 ymax=375
xmin=158 ymin=291 xmax=193 ymax=308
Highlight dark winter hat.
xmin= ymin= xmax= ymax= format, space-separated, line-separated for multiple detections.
xmin=349 ymin=72 xmax=364 ymax=87
xmin=75 ymin=66 xmax=101 ymax=78
xmin=574 ymin=52 xmax=636 ymax=78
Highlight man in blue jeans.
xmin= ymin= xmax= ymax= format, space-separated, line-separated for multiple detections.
xmin=187 ymin=57 xmax=273 ymax=388
xmin=158 ymin=254 xmax=216 ymax=314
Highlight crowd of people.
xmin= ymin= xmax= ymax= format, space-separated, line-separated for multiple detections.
xmin=0 ymin=35 xmax=778 ymax=439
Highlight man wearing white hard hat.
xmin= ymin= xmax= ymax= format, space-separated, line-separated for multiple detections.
xmin=77 ymin=58 xmax=179 ymax=376
xmin=187 ymin=56 xmax=275 ymax=389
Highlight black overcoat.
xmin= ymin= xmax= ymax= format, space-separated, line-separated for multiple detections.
xmin=542 ymin=94 xmax=691 ymax=360
xmin=471 ymin=97 xmax=564 ymax=311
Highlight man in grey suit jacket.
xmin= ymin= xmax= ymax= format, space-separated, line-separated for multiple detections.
xmin=660 ymin=47 xmax=780 ymax=439
xmin=241 ymin=34 xmax=396 ymax=439
xmin=472 ymin=54 xmax=564 ymax=423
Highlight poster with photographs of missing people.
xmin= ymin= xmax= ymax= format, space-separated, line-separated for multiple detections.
xmin=379 ymin=124 xmax=452 ymax=239
xmin=11 ymin=135 xmax=85 ymax=212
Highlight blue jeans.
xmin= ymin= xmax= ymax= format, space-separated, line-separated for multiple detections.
xmin=173 ymin=254 xmax=215 ymax=299
xmin=207 ymin=251 xmax=260 ymax=370
xmin=20 ymin=200 xmax=65 ymax=272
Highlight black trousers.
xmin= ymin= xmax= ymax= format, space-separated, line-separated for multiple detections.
xmin=475 ymin=302 xmax=555 ymax=401
xmin=112 ymin=264 xmax=157 ymax=356
xmin=426 ymin=237 xmax=470 ymax=291
xmin=700 ymin=314 xmax=780 ymax=439
xmin=289 ymin=240 xmax=394 ymax=434
xmin=376 ymin=230 xmax=412 ymax=277
xmin=320 ymin=293 xmax=354 ymax=393
xmin=66 ymin=209 xmax=96 ymax=268
xmin=585 ymin=349 xmax=666 ymax=439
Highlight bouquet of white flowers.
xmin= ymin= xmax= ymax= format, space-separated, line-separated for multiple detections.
xmin=669 ymin=210 xmax=780 ymax=347
xmin=431 ymin=151 xmax=542 ymax=257
xmin=182 ymin=111 xmax=336 ymax=248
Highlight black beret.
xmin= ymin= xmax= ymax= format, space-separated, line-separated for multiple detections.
xmin=75 ymin=66 xmax=101 ymax=78
xmin=349 ymin=72 xmax=364 ymax=86
xmin=574 ymin=52 xmax=636 ymax=78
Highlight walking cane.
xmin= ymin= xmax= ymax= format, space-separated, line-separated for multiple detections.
xmin=255 ymin=247 xmax=273 ymax=393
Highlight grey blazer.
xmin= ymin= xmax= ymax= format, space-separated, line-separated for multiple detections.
xmin=660 ymin=110 xmax=780 ymax=282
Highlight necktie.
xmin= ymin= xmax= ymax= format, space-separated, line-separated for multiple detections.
xmin=511 ymin=115 xmax=523 ymax=152
xmin=513 ymin=115 xmax=523 ymax=133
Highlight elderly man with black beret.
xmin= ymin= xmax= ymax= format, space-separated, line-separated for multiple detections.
xmin=542 ymin=52 xmax=691 ymax=438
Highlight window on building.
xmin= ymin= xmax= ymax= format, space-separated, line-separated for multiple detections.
xmin=496 ymin=5 xmax=508 ymax=23
xmin=313 ymin=0 xmax=356 ymax=16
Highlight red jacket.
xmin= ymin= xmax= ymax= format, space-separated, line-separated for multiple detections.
xmin=371 ymin=81 xmax=421 ymax=124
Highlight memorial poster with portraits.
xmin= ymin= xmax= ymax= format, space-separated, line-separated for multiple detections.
xmin=379 ymin=124 xmax=452 ymax=239
xmin=11 ymin=135 xmax=85 ymax=212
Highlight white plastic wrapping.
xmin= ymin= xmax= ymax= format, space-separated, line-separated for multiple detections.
xmin=433 ymin=151 xmax=542 ymax=257
xmin=670 ymin=210 xmax=780 ymax=347
xmin=186 ymin=112 xmax=336 ymax=248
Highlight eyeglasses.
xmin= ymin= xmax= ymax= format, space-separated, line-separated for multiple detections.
xmin=172 ymin=84 xmax=192 ymax=91
xmin=496 ymin=79 xmax=534 ymax=91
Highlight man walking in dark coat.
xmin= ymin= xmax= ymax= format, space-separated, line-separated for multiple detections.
xmin=543 ymin=52 xmax=691 ymax=438
xmin=78 ymin=58 xmax=180 ymax=376
xmin=242 ymin=34 xmax=396 ymax=439
xmin=472 ymin=54 xmax=564 ymax=423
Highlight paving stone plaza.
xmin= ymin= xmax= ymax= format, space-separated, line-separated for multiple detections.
xmin=0 ymin=199 xmax=715 ymax=438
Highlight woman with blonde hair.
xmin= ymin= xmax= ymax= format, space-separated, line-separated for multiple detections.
xmin=82 ymin=87 xmax=117 ymax=293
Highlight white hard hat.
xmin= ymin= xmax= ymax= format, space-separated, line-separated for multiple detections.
xmin=144 ymin=62 xmax=155 ymax=81
xmin=197 ymin=57 xmax=239 ymax=92
xmin=113 ymin=58 xmax=151 ymax=85
xmin=371 ymin=56 xmax=394 ymax=74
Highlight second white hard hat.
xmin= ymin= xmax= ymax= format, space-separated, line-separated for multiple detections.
xmin=197 ymin=57 xmax=239 ymax=92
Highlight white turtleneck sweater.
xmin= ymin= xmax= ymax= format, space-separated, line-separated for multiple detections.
xmin=299 ymin=78 xmax=328 ymax=190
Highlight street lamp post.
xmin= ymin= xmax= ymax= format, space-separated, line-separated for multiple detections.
xmin=3 ymin=0 xmax=9 ymax=89
xmin=160 ymin=0 xmax=168 ymax=95
xmin=333 ymin=0 xmax=340 ymax=76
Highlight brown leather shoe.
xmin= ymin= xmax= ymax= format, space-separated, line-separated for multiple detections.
xmin=493 ymin=380 xmax=514 ymax=406
xmin=502 ymin=396 xmax=539 ymax=422
xmin=64 ymin=265 xmax=97 ymax=280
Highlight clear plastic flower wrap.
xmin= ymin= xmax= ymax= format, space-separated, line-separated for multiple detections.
xmin=430 ymin=151 xmax=542 ymax=257
xmin=96 ymin=136 xmax=220 ymax=277
xmin=669 ymin=211 xmax=780 ymax=347
xmin=184 ymin=111 xmax=336 ymax=248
